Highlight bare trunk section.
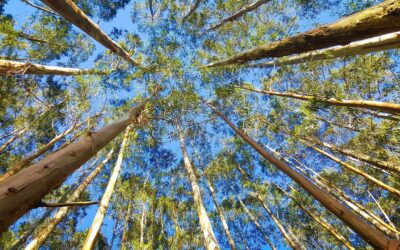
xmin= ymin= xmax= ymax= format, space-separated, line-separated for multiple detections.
xmin=0 ymin=101 xmax=145 ymax=232
xmin=207 ymin=0 xmax=271 ymax=31
xmin=40 ymin=0 xmax=141 ymax=67
xmin=246 ymin=32 xmax=400 ymax=68
xmin=236 ymin=194 xmax=276 ymax=250
xmin=202 ymin=173 xmax=237 ymax=250
xmin=275 ymin=185 xmax=355 ymax=250
xmin=23 ymin=149 xmax=114 ymax=250
xmin=120 ymin=200 xmax=132 ymax=250
xmin=237 ymin=85 xmax=400 ymax=115
xmin=206 ymin=0 xmax=400 ymax=67
xmin=0 ymin=128 xmax=27 ymax=154
xmin=182 ymin=0 xmax=203 ymax=22
xmin=140 ymin=202 xmax=147 ymax=248
xmin=82 ymin=125 xmax=132 ymax=250
xmin=207 ymin=102 xmax=400 ymax=249
xmin=177 ymin=126 xmax=220 ymax=250
xmin=308 ymin=144 xmax=400 ymax=197
xmin=0 ymin=59 xmax=106 ymax=75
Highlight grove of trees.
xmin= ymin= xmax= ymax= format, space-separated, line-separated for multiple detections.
xmin=0 ymin=0 xmax=399 ymax=249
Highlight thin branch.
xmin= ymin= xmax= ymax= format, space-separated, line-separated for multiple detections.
xmin=21 ymin=0 xmax=58 ymax=15
xmin=37 ymin=201 xmax=99 ymax=207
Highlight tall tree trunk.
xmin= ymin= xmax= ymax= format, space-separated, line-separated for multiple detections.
xmin=235 ymin=164 xmax=302 ymax=249
xmin=23 ymin=149 xmax=114 ymax=250
xmin=82 ymin=125 xmax=132 ymax=250
xmin=202 ymin=173 xmax=237 ymax=250
xmin=246 ymin=32 xmax=400 ymax=68
xmin=275 ymin=185 xmax=355 ymax=250
xmin=206 ymin=0 xmax=400 ymax=67
xmin=308 ymin=144 xmax=400 ymax=196
xmin=182 ymin=0 xmax=203 ymax=22
xmin=207 ymin=0 xmax=272 ymax=31
xmin=207 ymin=103 xmax=400 ymax=249
xmin=0 ymin=128 xmax=27 ymax=154
xmin=0 ymin=59 xmax=105 ymax=75
xmin=120 ymin=200 xmax=132 ymax=250
xmin=171 ymin=203 xmax=182 ymax=249
xmin=235 ymin=194 xmax=276 ymax=250
xmin=0 ymin=117 xmax=89 ymax=182
xmin=0 ymin=100 xmax=146 ymax=232
xmin=140 ymin=202 xmax=147 ymax=248
xmin=177 ymin=126 xmax=220 ymax=250
xmin=40 ymin=0 xmax=141 ymax=67
xmin=237 ymin=85 xmax=400 ymax=115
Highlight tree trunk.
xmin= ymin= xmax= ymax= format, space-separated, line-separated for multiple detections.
xmin=40 ymin=0 xmax=141 ymax=67
xmin=207 ymin=0 xmax=271 ymax=31
xmin=23 ymin=149 xmax=114 ymax=250
xmin=275 ymin=185 xmax=356 ymax=250
xmin=308 ymin=144 xmax=400 ymax=197
xmin=82 ymin=125 xmax=132 ymax=250
xmin=140 ymin=202 xmax=147 ymax=248
xmin=207 ymin=103 xmax=400 ymax=249
xmin=0 ymin=128 xmax=27 ymax=154
xmin=246 ymin=32 xmax=400 ymax=68
xmin=237 ymin=85 xmax=400 ymax=115
xmin=236 ymin=194 xmax=276 ymax=250
xmin=0 ymin=59 xmax=106 ymax=75
xmin=206 ymin=0 xmax=400 ymax=67
xmin=202 ymin=173 xmax=237 ymax=250
xmin=177 ymin=126 xmax=220 ymax=250
xmin=0 ymin=101 xmax=145 ymax=232
xmin=182 ymin=0 xmax=203 ymax=22
xmin=120 ymin=200 xmax=132 ymax=250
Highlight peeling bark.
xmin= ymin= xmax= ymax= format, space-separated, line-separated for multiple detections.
xmin=206 ymin=0 xmax=400 ymax=67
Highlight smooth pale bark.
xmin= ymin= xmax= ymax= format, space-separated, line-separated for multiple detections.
xmin=24 ymin=149 xmax=114 ymax=250
xmin=0 ymin=59 xmax=105 ymax=75
xmin=206 ymin=0 xmax=400 ymax=67
xmin=309 ymin=144 xmax=400 ymax=197
xmin=178 ymin=126 xmax=220 ymax=250
xmin=40 ymin=0 xmax=141 ymax=67
xmin=207 ymin=103 xmax=400 ymax=249
xmin=275 ymin=185 xmax=355 ymax=250
xmin=0 ymin=101 xmax=145 ymax=232
xmin=236 ymin=164 xmax=302 ymax=249
xmin=0 ymin=119 xmax=86 ymax=182
xmin=120 ymin=200 xmax=132 ymax=250
xmin=207 ymin=0 xmax=271 ymax=31
xmin=313 ymin=138 xmax=400 ymax=174
xmin=0 ymin=127 xmax=25 ymax=141
xmin=0 ymin=128 xmax=27 ymax=154
xmin=182 ymin=0 xmax=203 ymax=22
xmin=140 ymin=202 xmax=147 ymax=247
xmin=237 ymin=85 xmax=400 ymax=115
xmin=202 ymin=173 xmax=237 ymax=250
xmin=37 ymin=200 xmax=98 ymax=207
xmin=291 ymin=159 xmax=400 ymax=238
xmin=82 ymin=126 xmax=132 ymax=250
xmin=236 ymin=194 xmax=276 ymax=250
xmin=246 ymin=32 xmax=400 ymax=68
